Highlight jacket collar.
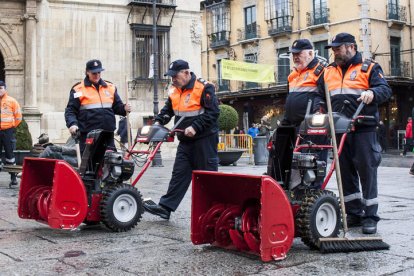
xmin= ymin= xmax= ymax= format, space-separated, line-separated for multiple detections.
xmin=84 ymin=76 xmax=107 ymax=87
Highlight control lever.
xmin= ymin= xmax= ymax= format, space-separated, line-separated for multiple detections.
xmin=340 ymin=100 xmax=351 ymax=114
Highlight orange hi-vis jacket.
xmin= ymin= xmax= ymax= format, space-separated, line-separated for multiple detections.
xmin=65 ymin=78 xmax=127 ymax=133
xmin=288 ymin=62 xmax=324 ymax=94
xmin=155 ymin=73 xmax=219 ymax=142
xmin=0 ymin=92 xmax=22 ymax=130
xmin=74 ymin=80 xmax=116 ymax=111
xmin=324 ymin=62 xmax=373 ymax=97
xmin=168 ymin=80 xmax=205 ymax=117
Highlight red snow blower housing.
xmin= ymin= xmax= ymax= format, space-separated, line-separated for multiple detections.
xmin=18 ymin=121 xmax=180 ymax=232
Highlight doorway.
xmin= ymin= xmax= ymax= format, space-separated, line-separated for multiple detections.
xmin=0 ymin=51 xmax=4 ymax=81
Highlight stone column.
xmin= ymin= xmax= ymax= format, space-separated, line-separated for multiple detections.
xmin=22 ymin=0 xmax=41 ymax=140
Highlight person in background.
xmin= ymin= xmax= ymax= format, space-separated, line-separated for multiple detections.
xmin=247 ymin=123 xmax=258 ymax=138
xmin=402 ymin=117 xmax=412 ymax=156
xmin=116 ymin=116 xmax=131 ymax=149
xmin=233 ymin=126 xmax=241 ymax=148
xmin=65 ymin=59 xmax=131 ymax=152
xmin=0 ymin=80 xmax=22 ymax=187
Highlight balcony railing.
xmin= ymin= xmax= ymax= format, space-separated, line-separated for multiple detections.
xmin=210 ymin=31 xmax=230 ymax=49
xmin=387 ymin=3 xmax=407 ymax=22
xmin=390 ymin=61 xmax=411 ymax=78
xmin=237 ymin=24 xmax=260 ymax=41
xmin=267 ymin=16 xmax=292 ymax=37
xmin=217 ymin=80 xmax=230 ymax=92
xmin=128 ymin=0 xmax=177 ymax=7
xmin=306 ymin=8 xmax=329 ymax=27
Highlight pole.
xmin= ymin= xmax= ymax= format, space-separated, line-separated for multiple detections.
xmin=126 ymin=76 xmax=132 ymax=150
xmin=152 ymin=0 xmax=163 ymax=167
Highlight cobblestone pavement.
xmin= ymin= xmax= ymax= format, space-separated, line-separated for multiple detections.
xmin=0 ymin=153 xmax=413 ymax=275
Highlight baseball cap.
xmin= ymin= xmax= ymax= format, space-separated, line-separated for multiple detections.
xmin=325 ymin=33 xmax=356 ymax=49
xmin=288 ymin=39 xmax=313 ymax=53
xmin=86 ymin=59 xmax=105 ymax=73
xmin=164 ymin=59 xmax=189 ymax=77
xmin=0 ymin=81 xmax=5 ymax=88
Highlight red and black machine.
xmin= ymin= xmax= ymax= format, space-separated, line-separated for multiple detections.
xmin=191 ymin=102 xmax=371 ymax=261
xmin=18 ymin=119 xmax=181 ymax=232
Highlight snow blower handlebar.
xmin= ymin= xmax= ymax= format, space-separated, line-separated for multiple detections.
xmin=72 ymin=129 xmax=81 ymax=169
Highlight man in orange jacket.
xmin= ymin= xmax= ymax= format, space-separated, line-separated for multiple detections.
xmin=320 ymin=33 xmax=392 ymax=234
xmin=0 ymin=81 xmax=22 ymax=187
xmin=65 ymin=59 xmax=131 ymax=152
xmin=143 ymin=59 xmax=220 ymax=219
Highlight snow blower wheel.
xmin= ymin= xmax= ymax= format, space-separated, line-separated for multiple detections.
xmin=296 ymin=190 xmax=340 ymax=249
xmin=100 ymin=183 xmax=144 ymax=232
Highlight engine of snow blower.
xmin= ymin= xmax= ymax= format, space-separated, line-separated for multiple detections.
xmin=18 ymin=129 xmax=144 ymax=232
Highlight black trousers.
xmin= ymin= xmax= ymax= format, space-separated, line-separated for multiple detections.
xmin=159 ymin=134 xmax=219 ymax=211
xmin=339 ymin=131 xmax=381 ymax=221
xmin=0 ymin=128 xmax=17 ymax=179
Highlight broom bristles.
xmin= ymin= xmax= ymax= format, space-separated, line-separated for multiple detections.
xmin=318 ymin=237 xmax=390 ymax=253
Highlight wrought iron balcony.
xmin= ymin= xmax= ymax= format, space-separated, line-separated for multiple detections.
xmin=267 ymin=16 xmax=292 ymax=37
xmin=217 ymin=79 xmax=230 ymax=92
xmin=390 ymin=61 xmax=411 ymax=78
xmin=387 ymin=3 xmax=407 ymax=22
xmin=237 ymin=24 xmax=260 ymax=42
xmin=210 ymin=31 xmax=230 ymax=49
xmin=306 ymin=9 xmax=329 ymax=27
xmin=128 ymin=0 xmax=177 ymax=7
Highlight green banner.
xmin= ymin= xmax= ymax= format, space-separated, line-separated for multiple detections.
xmin=221 ymin=59 xmax=275 ymax=83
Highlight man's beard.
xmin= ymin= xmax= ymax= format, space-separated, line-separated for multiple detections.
xmin=294 ymin=57 xmax=311 ymax=71
xmin=335 ymin=50 xmax=352 ymax=66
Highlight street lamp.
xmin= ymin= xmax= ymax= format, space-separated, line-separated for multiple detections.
xmin=152 ymin=0 xmax=163 ymax=167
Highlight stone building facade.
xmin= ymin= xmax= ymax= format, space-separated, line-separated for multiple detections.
xmin=0 ymin=0 xmax=202 ymax=144
xmin=201 ymin=0 xmax=414 ymax=148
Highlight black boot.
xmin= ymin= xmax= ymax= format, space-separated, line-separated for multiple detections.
xmin=9 ymin=173 xmax=18 ymax=188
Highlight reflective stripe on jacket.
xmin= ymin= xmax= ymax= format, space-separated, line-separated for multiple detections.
xmin=169 ymin=81 xmax=205 ymax=117
xmin=284 ymin=58 xmax=324 ymax=125
xmin=74 ymin=81 xmax=116 ymax=110
xmin=0 ymin=93 xmax=22 ymax=130
xmin=324 ymin=63 xmax=373 ymax=97
xmin=155 ymin=73 xmax=220 ymax=142
xmin=65 ymin=78 xmax=127 ymax=133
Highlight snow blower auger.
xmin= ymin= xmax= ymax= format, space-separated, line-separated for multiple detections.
xmin=191 ymin=100 xmax=389 ymax=261
xmin=18 ymin=117 xmax=183 ymax=232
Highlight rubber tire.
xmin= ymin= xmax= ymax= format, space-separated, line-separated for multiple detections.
xmin=295 ymin=189 xmax=341 ymax=249
xmin=100 ymin=183 xmax=144 ymax=232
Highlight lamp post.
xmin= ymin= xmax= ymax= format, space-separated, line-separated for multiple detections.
xmin=152 ymin=0 xmax=163 ymax=167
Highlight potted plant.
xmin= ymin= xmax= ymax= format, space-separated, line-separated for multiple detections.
xmin=217 ymin=104 xmax=244 ymax=166
xmin=14 ymin=118 xmax=33 ymax=165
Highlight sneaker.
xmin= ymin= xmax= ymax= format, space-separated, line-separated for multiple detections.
xmin=346 ymin=215 xmax=362 ymax=227
xmin=362 ymin=218 xmax=377 ymax=234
